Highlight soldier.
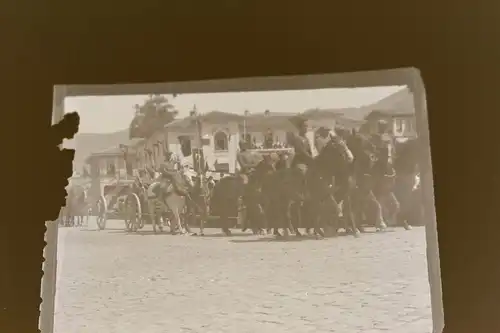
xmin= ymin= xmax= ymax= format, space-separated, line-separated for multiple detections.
xmin=275 ymin=152 xmax=289 ymax=171
xmin=289 ymin=115 xmax=314 ymax=170
xmin=179 ymin=162 xmax=196 ymax=232
xmin=236 ymin=140 xmax=254 ymax=175
xmin=371 ymin=119 xmax=397 ymax=228
xmin=236 ymin=140 xmax=260 ymax=233
xmin=244 ymin=154 xmax=275 ymax=234
xmin=288 ymin=115 xmax=315 ymax=235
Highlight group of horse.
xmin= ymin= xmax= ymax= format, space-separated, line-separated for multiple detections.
xmin=59 ymin=186 xmax=90 ymax=227
xmin=208 ymin=128 xmax=423 ymax=239
xmin=58 ymin=127 xmax=423 ymax=240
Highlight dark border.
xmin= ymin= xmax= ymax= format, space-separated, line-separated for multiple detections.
xmin=5 ymin=1 xmax=500 ymax=333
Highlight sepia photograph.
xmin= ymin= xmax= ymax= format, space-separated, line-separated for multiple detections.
xmin=42 ymin=70 xmax=440 ymax=333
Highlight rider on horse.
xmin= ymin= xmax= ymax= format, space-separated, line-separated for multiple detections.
xmin=157 ymin=152 xmax=194 ymax=197
xmin=370 ymin=119 xmax=400 ymax=227
xmin=371 ymin=120 xmax=396 ymax=171
xmin=289 ymin=115 xmax=314 ymax=172
xmin=287 ymin=115 xmax=316 ymax=233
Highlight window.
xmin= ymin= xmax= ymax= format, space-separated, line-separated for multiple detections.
xmin=106 ymin=162 xmax=116 ymax=176
xmin=179 ymin=136 xmax=192 ymax=157
xmin=214 ymin=131 xmax=229 ymax=151
xmin=395 ymin=118 xmax=404 ymax=133
xmin=407 ymin=118 xmax=416 ymax=133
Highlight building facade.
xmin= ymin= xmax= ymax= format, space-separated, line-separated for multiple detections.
xmin=361 ymin=110 xmax=417 ymax=138
xmin=158 ymin=110 xmax=344 ymax=173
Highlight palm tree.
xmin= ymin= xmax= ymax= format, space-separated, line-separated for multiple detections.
xmin=129 ymin=94 xmax=178 ymax=139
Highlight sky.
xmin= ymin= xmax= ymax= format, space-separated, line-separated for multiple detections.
xmin=63 ymin=86 xmax=404 ymax=134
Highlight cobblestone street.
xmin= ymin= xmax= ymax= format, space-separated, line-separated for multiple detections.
xmin=54 ymin=220 xmax=433 ymax=333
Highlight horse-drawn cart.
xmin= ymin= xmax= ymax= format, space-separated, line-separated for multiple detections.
xmin=123 ymin=178 xmax=170 ymax=233
xmin=93 ymin=179 xmax=145 ymax=231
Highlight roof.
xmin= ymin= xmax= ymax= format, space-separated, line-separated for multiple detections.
xmin=243 ymin=112 xmax=297 ymax=131
xmin=334 ymin=116 xmax=365 ymax=129
xmin=303 ymin=108 xmax=358 ymax=119
xmin=366 ymin=109 xmax=414 ymax=119
xmin=124 ymin=138 xmax=145 ymax=147
xmin=165 ymin=110 xmax=301 ymax=132
xmin=165 ymin=111 xmax=244 ymax=130
xmin=86 ymin=145 xmax=123 ymax=163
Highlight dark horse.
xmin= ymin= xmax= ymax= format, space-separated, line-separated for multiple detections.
xmin=309 ymin=131 xmax=358 ymax=237
xmin=393 ymin=137 xmax=421 ymax=228
xmin=280 ymin=130 xmax=357 ymax=239
xmin=209 ymin=174 xmax=246 ymax=235
xmin=243 ymin=155 xmax=277 ymax=235
xmin=344 ymin=131 xmax=388 ymax=232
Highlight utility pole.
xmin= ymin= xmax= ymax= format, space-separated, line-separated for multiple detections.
xmin=243 ymin=110 xmax=249 ymax=143
xmin=192 ymin=105 xmax=206 ymax=236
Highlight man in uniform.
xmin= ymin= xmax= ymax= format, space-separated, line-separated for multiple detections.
xmin=371 ymin=120 xmax=395 ymax=170
xmin=249 ymin=154 xmax=277 ymax=234
xmin=236 ymin=140 xmax=261 ymax=233
xmin=288 ymin=115 xmax=315 ymax=235
xmin=236 ymin=140 xmax=255 ymax=176
xmin=370 ymin=119 xmax=397 ymax=228
xmin=289 ymin=115 xmax=314 ymax=170
xmin=179 ymin=162 xmax=196 ymax=232
xmin=158 ymin=152 xmax=186 ymax=195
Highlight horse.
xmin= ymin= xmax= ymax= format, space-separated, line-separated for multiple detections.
xmin=72 ymin=189 xmax=89 ymax=226
xmin=209 ymin=174 xmax=246 ymax=236
xmin=393 ymin=137 xmax=421 ymax=228
xmin=243 ymin=155 xmax=277 ymax=235
xmin=308 ymin=130 xmax=356 ymax=238
xmin=62 ymin=185 xmax=88 ymax=227
xmin=145 ymin=170 xmax=193 ymax=234
xmin=274 ymin=129 xmax=355 ymax=239
xmin=345 ymin=131 xmax=388 ymax=233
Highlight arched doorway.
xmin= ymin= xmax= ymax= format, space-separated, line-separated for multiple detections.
xmin=214 ymin=131 xmax=229 ymax=151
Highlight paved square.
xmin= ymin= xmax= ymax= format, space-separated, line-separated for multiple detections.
xmin=54 ymin=220 xmax=433 ymax=333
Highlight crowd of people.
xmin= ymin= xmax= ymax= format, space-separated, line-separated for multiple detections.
xmin=65 ymin=114 xmax=423 ymax=238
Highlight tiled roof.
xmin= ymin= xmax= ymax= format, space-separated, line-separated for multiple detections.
xmin=303 ymin=108 xmax=358 ymax=119
xmin=165 ymin=111 xmax=244 ymax=130
xmin=243 ymin=112 xmax=297 ymax=130
xmin=90 ymin=145 xmax=123 ymax=157
xmin=125 ymin=138 xmax=145 ymax=147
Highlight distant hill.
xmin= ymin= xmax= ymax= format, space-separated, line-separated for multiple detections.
xmin=67 ymin=128 xmax=130 ymax=172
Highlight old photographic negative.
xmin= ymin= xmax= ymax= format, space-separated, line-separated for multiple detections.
xmin=41 ymin=69 xmax=442 ymax=333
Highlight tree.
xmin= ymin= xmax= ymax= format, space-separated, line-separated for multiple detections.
xmin=129 ymin=94 xmax=178 ymax=138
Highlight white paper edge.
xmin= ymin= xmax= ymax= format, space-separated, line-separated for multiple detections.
xmin=40 ymin=68 xmax=443 ymax=333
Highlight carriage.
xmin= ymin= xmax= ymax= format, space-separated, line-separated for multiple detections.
xmin=123 ymin=177 xmax=174 ymax=233
xmin=93 ymin=179 xmax=147 ymax=231
xmin=94 ymin=175 xmax=187 ymax=233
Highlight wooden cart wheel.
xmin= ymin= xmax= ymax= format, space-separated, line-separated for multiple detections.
xmin=126 ymin=193 xmax=142 ymax=232
xmin=96 ymin=195 xmax=108 ymax=230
